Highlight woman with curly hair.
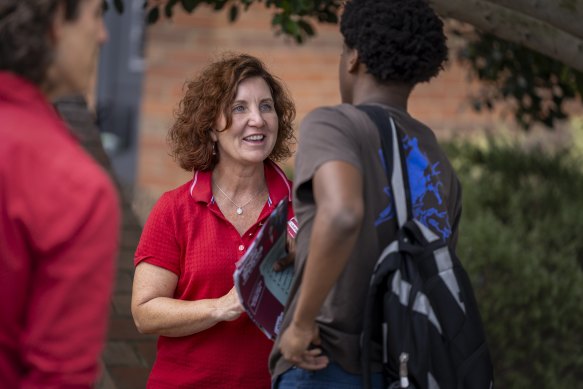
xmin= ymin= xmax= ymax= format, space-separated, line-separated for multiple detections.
xmin=271 ymin=0 xmax=461 ymax=388
xmin=131 ymin=53 xmax=296 ymax=388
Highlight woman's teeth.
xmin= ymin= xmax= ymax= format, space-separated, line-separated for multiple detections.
xmin=244 ymin=135 xmax=265 ymax=141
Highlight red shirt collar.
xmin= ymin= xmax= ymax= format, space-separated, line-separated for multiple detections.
xmin=189 ymin=160 xmax=292 ymax=207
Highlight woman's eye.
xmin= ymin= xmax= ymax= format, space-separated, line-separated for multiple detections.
xmin=260 ymin=103 xmax=273 ymax=112
xmin=232 ymin=105 xmax=245 ymax=113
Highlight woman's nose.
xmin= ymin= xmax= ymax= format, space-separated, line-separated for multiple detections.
xmin=248 ymin=106 xmax=265 ymax=126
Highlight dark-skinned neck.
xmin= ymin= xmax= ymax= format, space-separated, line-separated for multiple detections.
xmin=351 ymin=75 xmax=413 ymax=113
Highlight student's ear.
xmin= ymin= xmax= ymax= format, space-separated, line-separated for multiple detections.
xmin=347 ymin=48 xmax=360 ymax=73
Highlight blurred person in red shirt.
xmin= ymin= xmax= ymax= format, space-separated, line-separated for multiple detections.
xmin=0 ymin=0 xmax=119 ymax=387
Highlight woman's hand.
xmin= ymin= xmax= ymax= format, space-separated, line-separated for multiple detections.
xmin=214 ymin=286 xmax=244 ymax=322
xmin=132 ymin=263 xmax=245 ymax=336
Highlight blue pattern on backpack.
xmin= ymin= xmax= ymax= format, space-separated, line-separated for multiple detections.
xmin=375 ymin=135 xmax=452 ymax=241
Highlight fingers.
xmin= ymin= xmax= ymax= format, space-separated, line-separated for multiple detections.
xmin=273 ymin=252 xmax=294 ymax=272
xmin=279 ymin=321 xmax=329 ymax=372
xmin=274 ymin=234 xmax=297 ymax=272
xmin=294 ymin=348 xmax=329 ymax=371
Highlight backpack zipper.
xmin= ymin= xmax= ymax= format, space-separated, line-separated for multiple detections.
xmin=399 ymin=352 xmax=410 ymax=387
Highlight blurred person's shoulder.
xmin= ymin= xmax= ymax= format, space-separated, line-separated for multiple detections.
xmin=2 ymin=104 xmax=118 ymax=211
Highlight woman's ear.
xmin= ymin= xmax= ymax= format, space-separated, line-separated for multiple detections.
xmin=209 ymin=129 xmax=218 ymax=142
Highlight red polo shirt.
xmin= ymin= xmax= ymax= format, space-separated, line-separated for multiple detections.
xmin=134 ymin=160 xmax=293 ymax=388
xmin=0 ymin=72 xmax=120 ymax=388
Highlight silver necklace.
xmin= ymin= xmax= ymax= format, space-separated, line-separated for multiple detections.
xmin=214 ymin=183 xmax=263 ymax=215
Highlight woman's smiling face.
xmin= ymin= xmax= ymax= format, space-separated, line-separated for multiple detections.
xmin=212 ymin=76 xmax=279 ymax=168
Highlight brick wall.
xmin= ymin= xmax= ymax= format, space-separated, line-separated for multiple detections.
xmin=136 ymin=5 xmax=501 ymax=214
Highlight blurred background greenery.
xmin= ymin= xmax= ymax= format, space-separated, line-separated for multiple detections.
xmin=443 ymin=127 xmax=583 ymax=388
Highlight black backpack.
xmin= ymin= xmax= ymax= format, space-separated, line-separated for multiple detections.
xmin=358 ymin=105 xmax=494 ymax=389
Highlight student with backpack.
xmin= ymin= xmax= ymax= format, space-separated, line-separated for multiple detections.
xmin=270 ymin=0 xmax=493 ymax=388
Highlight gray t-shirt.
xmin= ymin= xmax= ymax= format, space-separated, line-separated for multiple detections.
xmin=270 ymin=103 xmax=462 ymax=378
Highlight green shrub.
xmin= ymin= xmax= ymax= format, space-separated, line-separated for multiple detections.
xmin=443 ymin=140 xmax=583 ymax=388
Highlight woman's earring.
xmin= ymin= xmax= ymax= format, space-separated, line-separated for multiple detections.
xmin=212 ymin=143 xmax=217 ymax=156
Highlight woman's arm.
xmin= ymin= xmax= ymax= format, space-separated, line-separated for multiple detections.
xmin=131 ymin=262 xmax=243 ymax=337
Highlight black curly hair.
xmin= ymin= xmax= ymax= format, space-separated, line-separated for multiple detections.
xmin=340 ymin=0 xmax=448 ymax=85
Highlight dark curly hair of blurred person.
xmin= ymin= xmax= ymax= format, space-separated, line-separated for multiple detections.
xmin=168 ymin=53 xmax=296 ymax=172
xmin=0 ymin=0 xmax=84 ymax=85
xmin=340 ymin=0 xmax=448 ymax=85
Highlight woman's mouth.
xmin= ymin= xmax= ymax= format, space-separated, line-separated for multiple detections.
xmin=243 ymin=134 xmax=265 ymax=142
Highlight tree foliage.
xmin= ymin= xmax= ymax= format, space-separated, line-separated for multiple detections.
xmin=457 ymin=31 xmax=583 ymax=129
xmin=139 ymin=0 xmax=341 ymax=44
xmin=105 ymin=0 xmax=583 ymax=129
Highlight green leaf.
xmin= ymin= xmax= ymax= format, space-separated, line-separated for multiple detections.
xmin=272 ymin=13 xmax=283 ymax=26
xmin=229 ymin=4 xmax=239 ymax=22
xmin=147 ymin=6 xmax=160 ymax=24
xmin=574 ymin=73 xmax=583 ymax=94
xmin=165 ymin=3 xmax=173 ymax=17
xmin=181 ymin=0 xmax=198 ymax=13
xmin=242 ymin=0 xmax=253 ymax=11
xmin=163 ymin=0 xmax=179 ymax=18
xmin=297 ymin=19 xmax=315 ymax=36
xmin=283 ymin=18 xmax=300 ymax=36
xmin=213 ymin=0 xmax=228 ymax=11
xmin=299 ymin=0 xmax=312 ymax=11
xmin=279 ymin=0 xmax=292 ymax=13
xmin=324 ymin=11 xmax=337 ymax=23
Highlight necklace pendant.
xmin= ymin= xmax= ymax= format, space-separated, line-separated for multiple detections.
xmin=236 ymin=207 xmax=243 ymax=215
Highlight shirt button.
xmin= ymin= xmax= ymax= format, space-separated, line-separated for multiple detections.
xmin=238 ymin=244 xmax=245 ymax=251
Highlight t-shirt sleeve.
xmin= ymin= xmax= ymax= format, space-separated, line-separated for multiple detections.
xmin=134 ymin=192 xmax=181 ymax=275
xmin=294 ymin=105 xmax=363 ymax=202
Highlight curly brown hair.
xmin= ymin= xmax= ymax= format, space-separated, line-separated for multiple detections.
xmin=0 ymin=0 xmax=85 ymax=85
xmin=168 ymin=53 xmax=296 ymax=172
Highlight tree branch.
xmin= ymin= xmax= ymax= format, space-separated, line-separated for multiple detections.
xmin=487 ymin=0 xmax=583 ymax=40
xmin=430 ymin=0 xmax=583 ymax=72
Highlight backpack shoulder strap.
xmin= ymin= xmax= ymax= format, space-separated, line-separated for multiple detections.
xmin=356 ymin=104 xmax=412 ymax=226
